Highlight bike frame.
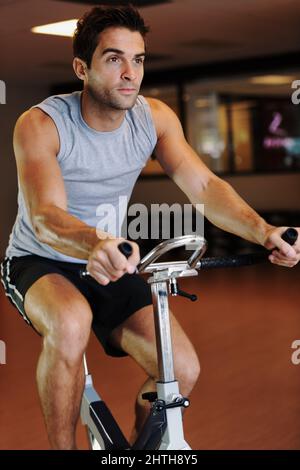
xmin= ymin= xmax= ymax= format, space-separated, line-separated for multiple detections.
xmin=81 ymin=235 xmax=207 ymax=450
xmin=80 ymin=228 xmax=297 ymax=450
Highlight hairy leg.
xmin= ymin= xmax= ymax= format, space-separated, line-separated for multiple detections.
xmin=24 ymin=274 xmax=92 ymax=449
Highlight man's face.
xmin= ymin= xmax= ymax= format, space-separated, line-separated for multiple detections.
xmin=85 ymin=27 xmax=145 ymax=110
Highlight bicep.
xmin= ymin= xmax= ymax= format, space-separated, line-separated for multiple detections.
xmin=151 ymin=100 xmax=216 ymax=200
xmin=14 ymin=109 xmax=67 ymax=222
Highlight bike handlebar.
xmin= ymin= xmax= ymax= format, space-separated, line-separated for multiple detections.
xmin=281 ymin=227 xmax=298 ymax=245
xmin=198 ymin=228 xmax=298 ymax=270
xmin=198 ymin=252 xmax=267 ymax=270
xmin=138 ymin=235 xmax=207 ymax=272
xmin=80 ymin=228 xmax=298 ymax=279
xmin=118 ymin=241 xmax=133 ymax=259
xmin=138 ymin=228 xmax=297 ymax=274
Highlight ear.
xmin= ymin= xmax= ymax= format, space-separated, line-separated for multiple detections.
xmin=73 ymin=57 xmax=87 ymax=81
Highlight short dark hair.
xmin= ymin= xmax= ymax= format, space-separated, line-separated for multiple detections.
xmin=73 ymin=5 xmax=149 ymax=68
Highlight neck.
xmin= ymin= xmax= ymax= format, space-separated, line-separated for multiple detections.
xmin=80 ymin=89 xmax=126 ymax=132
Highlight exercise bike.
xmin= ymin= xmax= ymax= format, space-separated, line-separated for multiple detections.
xmin=80 ymin=228 xmax=298 ymax=450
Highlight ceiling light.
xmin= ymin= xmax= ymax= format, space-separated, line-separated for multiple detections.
xmin=31 ymin=19 xmax=78 ymax=38
xmin=249 ymin=75 xmax=295 ymax=85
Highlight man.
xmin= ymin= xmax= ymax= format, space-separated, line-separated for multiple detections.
xmin=1 ymin=5 xmax=299 ymax=450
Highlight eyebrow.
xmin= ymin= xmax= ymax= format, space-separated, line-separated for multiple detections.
xmin=102 ymin=48 xmax=146 ymax=58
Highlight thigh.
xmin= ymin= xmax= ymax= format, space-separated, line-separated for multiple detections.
xmin=1 ymin=255 xmax=92 ymax=336
xmin=24 ymin=273 xmax=93 ymax=336
xmin=109 ymin=305 xmax=199 ymax=380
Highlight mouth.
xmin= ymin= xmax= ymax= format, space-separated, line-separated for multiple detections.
xmin=117 ymin=88 xmax=137 ymax=95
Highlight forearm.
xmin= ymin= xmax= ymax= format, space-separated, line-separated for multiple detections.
xmin=32 ymin=205 xmax=114 ymax=259
xmin=195 ymin=177 xmax=273 ymax=246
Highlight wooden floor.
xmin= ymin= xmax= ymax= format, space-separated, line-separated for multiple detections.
xmin=0 ymin=263 xmax=300 ymax=450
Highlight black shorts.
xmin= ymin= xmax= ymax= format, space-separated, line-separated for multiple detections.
xmin=1 ymin=255 xmax=152 ymax=357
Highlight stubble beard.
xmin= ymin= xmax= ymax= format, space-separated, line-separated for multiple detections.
xmin=88 ymin=84 xmax=139 ymax=111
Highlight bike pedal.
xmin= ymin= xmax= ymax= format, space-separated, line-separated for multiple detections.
xmin=142 ymin=392 xmax=158 ymax=402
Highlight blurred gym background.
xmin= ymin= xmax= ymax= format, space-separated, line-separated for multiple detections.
xmin=0 ymin=0 xmax=299 ymax=449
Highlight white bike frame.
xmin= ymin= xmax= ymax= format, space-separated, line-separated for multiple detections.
xmin=81 ymin=235 xmax=207 ymax=450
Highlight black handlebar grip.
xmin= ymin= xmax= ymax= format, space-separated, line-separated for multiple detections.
xmin=281 ymin=228 xmax=298 ymax=246
xmin=118 ymin=241 xmax=133 ymax=258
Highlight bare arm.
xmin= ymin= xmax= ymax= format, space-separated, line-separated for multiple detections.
xmin=14 ymin=108 xmax=102 ymax=259
xmin=14 ymin=109 xmax=139 ymax=283
xmin=148 ymin=98 xmax=300 ymax=266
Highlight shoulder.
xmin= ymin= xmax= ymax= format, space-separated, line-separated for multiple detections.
xmin=14 ymin=107 xmax=59 ymax=154
xmin=144 ymin=97 xmax=184 ymax=140
xmin=16 ymin=92 xmax=76 ymax=128
xmin=15 ymin=107 xmax=58 ymax=137
xmin=24 ymin=93 xmax=77 ymax=127
xmin=144 ymin=96 xmax=175 ymax=119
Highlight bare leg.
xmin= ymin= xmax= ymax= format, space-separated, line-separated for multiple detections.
xmin=36 ymin=339 xmax=85 ymax=449
xmin=109 ymin=305 xmax=200 ymax=444
xmin=24 ymin=274 xmax=93 ymax=449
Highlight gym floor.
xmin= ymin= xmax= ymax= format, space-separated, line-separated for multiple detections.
xmin=0 ymin=263 xmax=300 ymax=450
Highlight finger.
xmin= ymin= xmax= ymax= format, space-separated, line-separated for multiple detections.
xmin=87 ymin=254 xmax=116 ymax=280
xmin=105 ymin=243 xmax=129 ymax=271
xmin=91 ymin=271 xmax=110 ymax=285
xmin=87 ymin=262 xmax=111 ymax=281
xmin=96 ymin=250 xmax=126 ymax=278
xmin=90 ymin=263 xmax=123 ymax=283
xmin=269 ymin=254 xmax=297 ymax=267
xmin=275 ymin=237 xmax=297 ymax=258
xmin=269 ymin=253 xmax=298 ymax=266
xmin=109 ymin=241 xmax=139 ymax=273
xmin=270 ymin=250 xmax=298 ymax=262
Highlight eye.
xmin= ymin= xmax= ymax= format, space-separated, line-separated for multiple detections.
xmin=135 ymin=57 xmax=144 ymax=64
xmin=108 ymin=56 xmax=120 ymax=63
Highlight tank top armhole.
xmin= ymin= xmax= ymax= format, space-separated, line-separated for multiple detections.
xmin=31 ymin=104 xmax=67 ymax=162
xmin=138 ymin=95 xmax=158 ymax=152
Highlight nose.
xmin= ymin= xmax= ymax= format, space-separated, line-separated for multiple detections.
xmin=121 ymin=62 xmax=136 ymax=82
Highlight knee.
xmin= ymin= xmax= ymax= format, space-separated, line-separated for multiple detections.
xmin=44 ymin=300 xmax=92 ymax=367
xmin=176 ymin=352 xmax=200 ymax=394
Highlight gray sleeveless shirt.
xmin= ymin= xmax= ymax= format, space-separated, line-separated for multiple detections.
xmin=6 ymin=91 xmax=157 ymax=263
